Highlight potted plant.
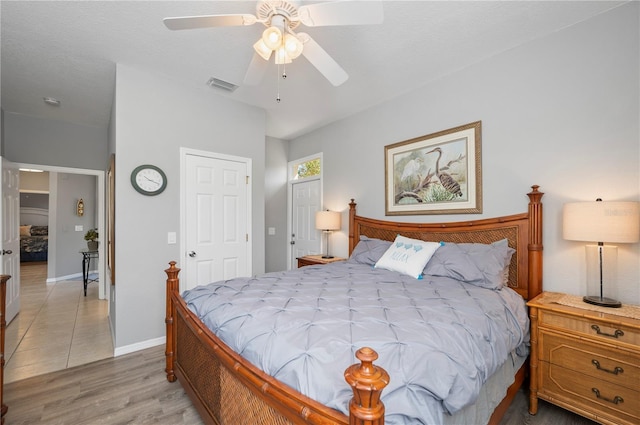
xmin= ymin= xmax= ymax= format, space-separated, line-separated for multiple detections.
xmin=84 ymin=228 xmax=99 ymax=250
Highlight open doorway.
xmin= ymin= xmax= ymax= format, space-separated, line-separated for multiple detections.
xmin=4 ymin=163 xmax=112 ymax=383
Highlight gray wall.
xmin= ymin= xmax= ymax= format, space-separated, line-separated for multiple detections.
xmin=50 ymin=172 xmax=98 ymax=277
xmin=4 ymin=112 xmax=107 ymax=283
xmin=19 ymin=193 xmax=49 ymax=210
xmin=265 ymin=136 xmax=289 ymax=272
xmin=286 ymin=3 xmax=640 ymax=304
xmin=112 ymin=64 xmax=266 ymax=350
xmin=3 ymin=113 xmax=108 ymax=169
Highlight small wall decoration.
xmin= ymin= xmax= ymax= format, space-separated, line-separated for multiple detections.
xmin=76 ymin=198 xmax=85 ymax=216
xmin=385 ymin=121 xmax=482 ymax=215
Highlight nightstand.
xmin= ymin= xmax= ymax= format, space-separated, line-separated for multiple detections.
xmin=528 ymin=292 xmax=640 ymax=425
xmin=296 ymin=255 xmax=345 ymax=268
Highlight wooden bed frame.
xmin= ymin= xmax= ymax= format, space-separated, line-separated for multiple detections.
xmin=164 ymin=185 xmax=544 ymax=425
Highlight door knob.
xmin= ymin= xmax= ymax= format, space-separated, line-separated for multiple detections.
xmin=2 ymin=250 xmax=12 ymax=255
xmin=188 ymin=251 xmax=197 ymax=257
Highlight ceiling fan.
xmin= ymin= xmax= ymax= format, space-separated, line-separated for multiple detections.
xmin=163 ymin=0 xmax=383 ymax=87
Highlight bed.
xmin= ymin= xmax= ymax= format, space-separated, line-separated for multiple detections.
xmin=164 ymin=185 xmax=544 ymax=425
xmin=19 ymin=207 xmax=49 ymax=263
xmin=19 ymin=225 xmax=49 ymax=262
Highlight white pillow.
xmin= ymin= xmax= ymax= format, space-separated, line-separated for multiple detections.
xmin=374 ymin=235 xmax=441 ymax=279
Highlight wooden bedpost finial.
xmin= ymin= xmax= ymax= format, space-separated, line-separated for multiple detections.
xmin=527 ymin=186 xmax=544 ymax=299
xmin=349 ymin=199 xmax=357 ymax=256
xmin=165 ymin=262 xmax=181 ymax=383
xmin=344 ymin=347 xmax=389 ymax=425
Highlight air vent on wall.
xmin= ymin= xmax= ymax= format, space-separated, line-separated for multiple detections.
xmin=207 ymin=77 xmax=238 ymax=92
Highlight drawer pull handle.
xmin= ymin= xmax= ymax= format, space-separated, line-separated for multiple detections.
xmin=592 ymin=388 xmax=623 ymax=405
xmin=591 ymin=324 xmax=624 ymax=339
xmin=591 ymin=359 xmax=623 ymax=375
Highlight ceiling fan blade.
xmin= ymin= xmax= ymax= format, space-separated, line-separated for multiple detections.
xmin=298 ymin=0 xmax=383 ymax=27
xmin=244 ymin=53 xmax=270 ymax=86
xmin=299 ymin=33 xmax=348 ymax=86
xmin=163 ymin=14 xmax=257 ymax=31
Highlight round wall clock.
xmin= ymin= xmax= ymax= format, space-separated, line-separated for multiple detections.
xmin=130 ymin=165 xmax=167 ymax=196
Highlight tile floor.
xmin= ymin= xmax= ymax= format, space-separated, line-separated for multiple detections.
xmin=4 ymin=262 xmax=113 ymax=383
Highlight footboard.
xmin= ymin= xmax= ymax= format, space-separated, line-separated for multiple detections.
xmin=165 ymin=262 xmax=389 ymax=425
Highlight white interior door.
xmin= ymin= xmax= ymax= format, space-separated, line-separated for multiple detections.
xmin=290 ymin=179 xmax=321 ymax=267
xmin=1 ymin=157 xmax=21 ymax=324
xmin=183 ymin=150 xmax=251 ymax=292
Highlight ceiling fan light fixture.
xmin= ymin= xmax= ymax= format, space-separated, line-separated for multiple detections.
xmin=262 ymin=26 xmax=282 ymax=50
xmin=253 ymin=39 xmax=273 ymax=60
xmin=283 ymin=33 xmax=303 ymax=59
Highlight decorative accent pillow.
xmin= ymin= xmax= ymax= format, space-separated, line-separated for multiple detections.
xmin=30 ymin=225 xmax=48 ymax=236
xmin=423 ymin=239 xmax=515 ymax=289
xmin=20 ymin=225 xmax=32 ymax=237
xmin=347 ymin=236 xmax=392 ymax=266
xmin=374 ymin=235 xmax=441 ymax=279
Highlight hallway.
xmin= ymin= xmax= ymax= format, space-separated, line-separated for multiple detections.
xmin=4 ymin=262 xmax=113 ymax=383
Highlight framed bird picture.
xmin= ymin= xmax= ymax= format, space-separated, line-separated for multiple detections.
xmin=384 ymin=121 xmax=482 ymax=215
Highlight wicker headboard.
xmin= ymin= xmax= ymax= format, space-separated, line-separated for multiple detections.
xmin=348 ymin=186 xmax=543 ymax=301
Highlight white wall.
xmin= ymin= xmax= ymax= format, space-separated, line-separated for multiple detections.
xmin=288 ymin=3 xmax=640 ymax=304
xmin=113 ymin=65 xmax=266 ymax=350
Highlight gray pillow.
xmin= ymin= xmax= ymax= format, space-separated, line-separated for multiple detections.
xmin=347 ymin=236 xmax=392 ymax=266
xmin=423 ymin=239 xmax=515 ymax=290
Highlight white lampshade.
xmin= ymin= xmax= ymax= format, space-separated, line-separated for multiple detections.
xmin=283 ymin=33 xmax=303 ymax=59
xmin=253 ymin=39 xmax=273 ymax=60
xmin=315 ymin=210 xmax=341 ymax=231
xmin=563 ymin=201 xmax=640 ymax=243
xmin=262 ymin=26 xmax=282 ymax=50
xmin=274 ymin=47 xmax=292 ymax=64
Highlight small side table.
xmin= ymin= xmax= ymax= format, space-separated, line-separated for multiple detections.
xmin=79 ymin=249 xmax=98 ymax=296
xmin=297 ymin=255 xmax=345 ymax=268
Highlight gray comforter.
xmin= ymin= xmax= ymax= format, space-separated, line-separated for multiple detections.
xmin=183 ymin=262 xmax=529 ymax=425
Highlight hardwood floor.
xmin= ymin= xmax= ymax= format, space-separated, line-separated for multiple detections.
xmin=5 ymin=262 xmax=113 ymax=383
xmin=4 ymin=345 xmax=203 ymax=425
xmin=3 ymin=344 xmax=597 ymax=425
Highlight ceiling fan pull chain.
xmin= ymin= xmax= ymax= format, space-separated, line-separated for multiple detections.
xmin=281 ymin=18 xmax=287 ymax=80
xmin=276 ymin=61 xmax=281 ymax=103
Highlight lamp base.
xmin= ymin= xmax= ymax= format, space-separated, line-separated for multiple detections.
xmin=583 ymin=295 xmax=622 ymax=308
xmin=321 ymin=255 xmax=334 ymax=259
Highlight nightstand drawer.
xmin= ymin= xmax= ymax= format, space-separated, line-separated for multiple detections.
xmin=539 ymin=309 xmax=640 ymax=348
xmin=539 ymin=362 xmax=640 ymax=425
xmin=540 ymin=331 xmax=640 ymax=390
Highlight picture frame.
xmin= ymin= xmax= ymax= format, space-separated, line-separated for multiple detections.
xmin=385 ymin=121 xmax=482 ymax=215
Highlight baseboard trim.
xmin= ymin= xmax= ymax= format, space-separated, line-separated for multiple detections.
xmin=45 ymin=270 xmax=98 ymax=284
xmin=114 ymin=336 xmax=166 ymax=357
xmin=46 ymin=272 xmax=82 ymax=284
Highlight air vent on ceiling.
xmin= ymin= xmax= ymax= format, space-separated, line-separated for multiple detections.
xmin=206 ymin=77 xmax=238 ymax=92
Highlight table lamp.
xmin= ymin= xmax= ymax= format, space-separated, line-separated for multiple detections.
xmin=563 ymin=199 xmax=640 ymax=307
xmin=315 ymin=210 xmax=341 ymax=259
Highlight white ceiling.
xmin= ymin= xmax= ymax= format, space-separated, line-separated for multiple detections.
xmin=1 ymin=1 xmax=627 ymax=140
